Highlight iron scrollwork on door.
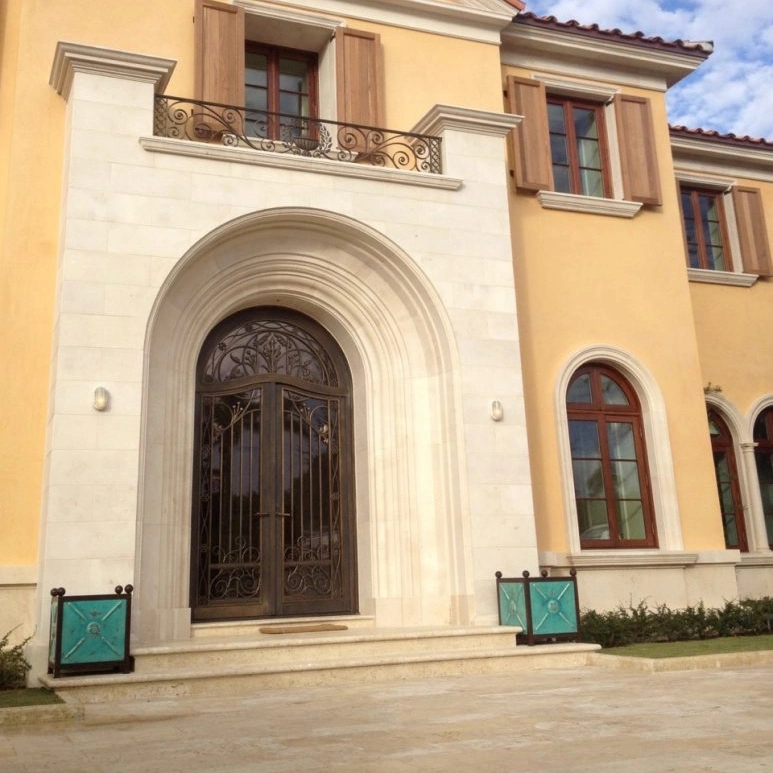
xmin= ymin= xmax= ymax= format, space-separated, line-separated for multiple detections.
xmin=199 ymin=318 xmax=340 ymax=387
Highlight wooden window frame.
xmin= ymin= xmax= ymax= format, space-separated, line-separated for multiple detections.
xmin=547 ymin=96 xmax=612 ymax=199
xmin=245 ymin=42 xmax=319 ymax=140
xmin=679 ymin=185 xmax=733 ymax=271
xmin=567 ymin=364 xmax=658 ymax=549
xmin=708 ymin=409 xmax=748 ymax=551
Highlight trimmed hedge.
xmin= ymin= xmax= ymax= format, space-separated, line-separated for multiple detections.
xmin=579 ymin=598 xmax=773 ymax=649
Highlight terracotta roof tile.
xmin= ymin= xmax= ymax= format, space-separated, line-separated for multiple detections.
xmin=514 ymin=11 xmax=712 ymax=57
xmin=670 ymin=125 xmax=773 ymax=149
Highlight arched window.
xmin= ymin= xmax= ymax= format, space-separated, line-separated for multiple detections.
xmin=753 ymin=408 xmax=773 ymax=548
xmin=567 ymin=364 xmax=657 ymax=548
xmin=708 ymin=409 xmax=747 ymax=551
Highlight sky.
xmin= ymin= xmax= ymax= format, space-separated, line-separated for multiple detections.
xmin=522 ymin=0 xmax=773 ymax=140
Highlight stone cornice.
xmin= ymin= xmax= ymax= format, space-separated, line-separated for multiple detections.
xmin=251 ymin=0 xmax=515 ymax=42
xmin=50 ymin=41 xmax=176 ymax=100
xmin=671 ymin=136 xmax=773 ymax=180
xmin=412 ymin=104 xmax=521 ymax=137
xmin=501 ymin=23 xmax=705 ymax=88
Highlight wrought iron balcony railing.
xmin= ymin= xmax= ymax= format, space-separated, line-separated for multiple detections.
xmin=154 ymin=96 xmax=443 ymax=175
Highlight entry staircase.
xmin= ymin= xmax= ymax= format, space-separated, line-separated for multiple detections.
xmin=39 ymin=616 xmax=599 ymax=704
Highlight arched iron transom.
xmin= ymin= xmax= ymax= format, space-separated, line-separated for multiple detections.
xmin=191 ymin=308 xmax=356 ymax=621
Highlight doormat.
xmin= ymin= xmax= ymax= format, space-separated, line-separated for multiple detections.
xmin=259 ymin=623 xmax=349 ymax=634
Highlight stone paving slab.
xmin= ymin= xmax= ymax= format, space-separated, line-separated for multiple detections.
xmin=1 ymin=663 xmax=772 ymax=772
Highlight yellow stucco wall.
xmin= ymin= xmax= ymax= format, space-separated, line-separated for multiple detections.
xmin=688 ymin=176 xmax=773 ymax=418
xmin=0 ymin=0 xmax=503 ymax=569
xmin=506 ymin=71 xmax=725 ymax=553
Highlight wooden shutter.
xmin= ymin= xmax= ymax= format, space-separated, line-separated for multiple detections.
xmin=505 ymin=76 xmax=552 ymax=192
xmin=732 ymin=186 xmax=773 ymax=276
xmin=195 ymin=0 xmax=245 ymax=106
xmin=336 ymin=27 xmax=383 ymax=128
xmin=614 ymin=94 xmax=662 ymax=206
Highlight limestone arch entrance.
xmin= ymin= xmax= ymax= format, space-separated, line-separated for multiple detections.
xmin=136 ymin=207 xmax=472 ymax=642
xmin=191 ymin=307 xmax=357 ymax=621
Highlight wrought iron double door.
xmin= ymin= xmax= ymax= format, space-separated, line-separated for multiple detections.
xmin=191 ymin=311 xmax=355 ymax=621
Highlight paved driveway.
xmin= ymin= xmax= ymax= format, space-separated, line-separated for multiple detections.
xmin=1 ymin=664 xmax=771 ymax=772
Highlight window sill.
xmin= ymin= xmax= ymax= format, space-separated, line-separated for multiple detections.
xmin=738 ymin=551 xmax=773 ymax=566
xmin=536 ymin=190 xmax=643 ymax=218
xmin=540 ymin=549 xmax=745 ymax=569
xmin=687 ymin=268 xmax=758 ymax=287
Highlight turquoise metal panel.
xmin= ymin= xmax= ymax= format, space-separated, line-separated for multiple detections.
xmin=529 ymin=579 xmax=579 ymax=636
xmin=497 ymin=580 xmax=527 ymax=628
xmin=59 ymin=598 xmax=128 ymax=665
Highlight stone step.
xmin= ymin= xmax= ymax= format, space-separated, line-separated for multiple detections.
xmin=132 ymin=626 xmax=522 ymax=674
xmin=40 ymin=643 xmax=598 ymax=704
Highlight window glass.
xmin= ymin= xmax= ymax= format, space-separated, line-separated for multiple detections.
xmin=547 ymin=103 xmax=566 ymax=133
xmin=569 ymin=420 xmax=601 ymax=458
xmin=607 ymin=422 xmax=635 ymax=460
xmin=567 ymin=373 xmax=592 ymax=403
xmin=577 ymin=501 xmax=610 ymax=539
xmin=600 ymin=375 xmax=629 ymax=405
xmin=617 ymin=500 xmax=646 ymax=540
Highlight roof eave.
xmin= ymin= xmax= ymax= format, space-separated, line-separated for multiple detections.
xmin=364 ymin=0 xmax=516 ymax=30
xmin=502 ymin=23 xmax=708 ymax=88
xmin=671 ymin=136 xmax=773 ymax=170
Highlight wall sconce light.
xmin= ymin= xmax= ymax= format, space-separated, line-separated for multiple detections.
xmin=93 ymin=386 xmax=110 ymax=412
xmin=490 ymin=400 xmax=504 ymax=422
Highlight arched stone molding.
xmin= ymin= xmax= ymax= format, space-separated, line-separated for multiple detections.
xmin=555 ymin=345 xmax=683 ymax=555
xmin=706 ymin=393 xmax=748 ymax=443
xmin=135 ymin=207 xmax=473 ymax=641
xmin=747 ymin=395 xmax=773 ymax=434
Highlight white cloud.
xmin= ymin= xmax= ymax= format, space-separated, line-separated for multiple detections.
xmin=522 ymin=0 xmax=773 ymax=139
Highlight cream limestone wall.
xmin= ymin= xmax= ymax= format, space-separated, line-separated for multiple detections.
xmin=26 ymin=44 xmax=535 ymax=676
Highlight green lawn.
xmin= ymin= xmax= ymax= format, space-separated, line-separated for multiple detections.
xmin=602 ymin=634 xmax=773 ymax=659
xmin=0 ymin=688 xmax=63 ymax=709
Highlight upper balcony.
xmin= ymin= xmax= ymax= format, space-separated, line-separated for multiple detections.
xmin=153 ymin=95 xmax=443 ymax=175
